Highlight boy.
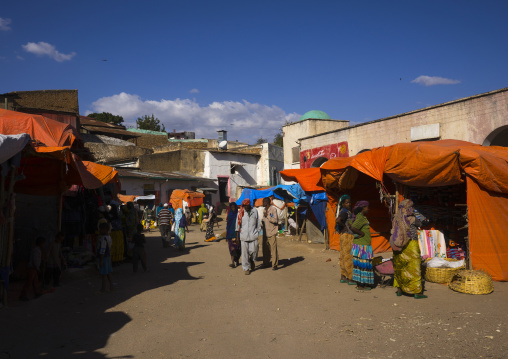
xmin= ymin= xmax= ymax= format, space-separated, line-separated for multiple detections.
xmin=97 ymin=222 xmax=113 ymax=293
xmin=132 ymin=224 xmax=148 ymax=273
xmin=20 ymin=236 xmax=46 ymax=301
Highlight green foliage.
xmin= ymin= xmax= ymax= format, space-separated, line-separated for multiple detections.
xmin=87 ymin=112 xmax=124 ymax=125
xmin=256 ymin=137 xmax=268 ymax=144
xmin=136 ymin=114 xmax=166 ymax=132
xmin=273 ymin=128 xmax=283 ymax=147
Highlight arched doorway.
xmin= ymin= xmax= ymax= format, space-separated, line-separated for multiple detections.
xmin=311 ymin=156 xmax=328 ymax=168
xmin=483 ymin=125 xmax=508 ymax=147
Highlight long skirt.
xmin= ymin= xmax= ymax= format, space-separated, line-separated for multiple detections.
xmin=227 ymin=237 xmax=241 ymax=261
xmin=174 ymin=228 xmax=186 ymax=249
xmin=352 ymin=243 xmax=374 ymax=285
xmin=393 ymin=240 xmax=422 ymax=294
xmin=205 ymin=221 xmax=216 ymax=242
xmin=339 ymin=233 xmax=354 ymax=280
xmin=110 ymin=230 xmax=124 ymax=263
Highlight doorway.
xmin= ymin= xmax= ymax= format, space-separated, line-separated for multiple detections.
xmin=218 ymin=177 xmax=230 ymax=203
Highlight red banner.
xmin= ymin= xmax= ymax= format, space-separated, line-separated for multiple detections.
xmin=300 ymin=142 xmax=349 ymax=168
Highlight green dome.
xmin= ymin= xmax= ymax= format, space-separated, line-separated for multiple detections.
xmin=299 ymin=110 xmax=331 ymax=121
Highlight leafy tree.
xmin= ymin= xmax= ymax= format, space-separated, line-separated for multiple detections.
xmin=136 ymin=114 xmax=166 ymax=132
xmin=273 ymin=127 xmax=283 ymax=147
xmin=256 ymin=137 xmax=268 ymax=144
xmin=87 ymin=112 xmax=124 ymax=125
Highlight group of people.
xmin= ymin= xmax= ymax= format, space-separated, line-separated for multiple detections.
xmin=223 ymin=198 xmax=279 ymax=275
xmin=336 ymin=195 xmax=427 ymax=298
xmin=155 ymin=203 xmax=189 ymax=250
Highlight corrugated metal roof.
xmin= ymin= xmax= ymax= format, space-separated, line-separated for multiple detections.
xmin=116 ymin=169 xmax=213 ymax=182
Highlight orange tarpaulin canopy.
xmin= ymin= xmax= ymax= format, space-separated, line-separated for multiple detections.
xmin=280 ymin=168 xmax=324 ymax=192
xmin=170 ymin=189 xmax=205 ymax=209
xmin=320 ymin=140 xmax=508 ymax=281
xmin=118 ymin=194 xmax=138 ymax=203
xmin=0 ymin=109 xmax=119 ymax=195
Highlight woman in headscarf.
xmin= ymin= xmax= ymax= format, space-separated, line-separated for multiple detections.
xmin=226 ymin=202 xmax=241 ymax=267
xmin=173 ymin=208 xmax=189 ymax=250
xmin=351 ymin=201 xmax=374 ymax=291
xmin=204 ymin=206 xmax=217 ymax=242
xmin=197 ymin=204 xmax=208 ymax=224
xmin=391 ymin=199 xmax=427 ymax=299
xmin=336 ymin=194 xmax=355 ymax=284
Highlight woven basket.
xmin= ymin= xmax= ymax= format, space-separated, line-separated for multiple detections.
xmin=448 ymin=270 xmax=494 ymax=295
xmin=424 ymin=258 xmax=465 ymax=284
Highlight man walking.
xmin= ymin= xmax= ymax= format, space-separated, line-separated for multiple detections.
xmin=262 ymin=197 xmax=279 ymax=270
xmin=236 ymin=199 xmax=260 ymax=275
xmin=157 ymin=203 xmax=172 ymax=248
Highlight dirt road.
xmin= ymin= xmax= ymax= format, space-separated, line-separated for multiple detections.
xmin=1 ymin=227 xmax=507 ymax=358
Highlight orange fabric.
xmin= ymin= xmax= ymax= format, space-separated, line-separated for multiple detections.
xmin=467 ymin=178 xmax=508 ymax=281
xmin=280 ymin=168 xmax=324 ymax=192
xmin=118 ymin=194 xmax=138 ymax=203
xmin=326 ymin=201 xmax=340 ymax=251
xmin=0 ymin=109 xmax=78 ymax=147
xmin=170 ymin=189 xmax=205 ymax=209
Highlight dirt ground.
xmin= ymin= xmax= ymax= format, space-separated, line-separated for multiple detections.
xmin=1 ymin=225 xmax=507 ymax=359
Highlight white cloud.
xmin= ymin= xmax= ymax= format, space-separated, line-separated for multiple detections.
xmin=22 ymin=41 xmax=76 ymax=62
xmin=189 ymin=88 xmax=199 ymax=94
xmin=16 ymin=55 xmax=24 ymax=61
xmin=89 ymin=93 xmax=300 ymax=143
xmin=0 ymin=18 xmax=11 ymax=31
xmin=411 ymin=75 xmax=460 ymax=86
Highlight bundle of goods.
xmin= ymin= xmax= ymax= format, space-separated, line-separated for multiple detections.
xmin=448 ymin=270 xmax=494 ymax=295
xmin=424 ymin=257 xmax=465 ymax=284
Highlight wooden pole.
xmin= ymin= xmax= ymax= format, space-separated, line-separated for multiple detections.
xmin=298 ymin=218 xmax=307 ymax=242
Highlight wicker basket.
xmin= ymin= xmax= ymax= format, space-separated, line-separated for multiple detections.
xmin=448 ymin=270 xmax=494 ymax=295
xmin=424 ymin=258 xmax=465 ymax=284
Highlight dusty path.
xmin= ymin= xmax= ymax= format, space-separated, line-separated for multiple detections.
xmin=1 ymin=226 xmax=507 ymax=358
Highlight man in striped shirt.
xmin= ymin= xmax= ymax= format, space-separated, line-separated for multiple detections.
xmin=158 ymin=203 xmax=172 ymax=248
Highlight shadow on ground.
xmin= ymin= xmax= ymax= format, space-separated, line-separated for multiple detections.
xmin=0 ymin=228 xmax=205 ymax=359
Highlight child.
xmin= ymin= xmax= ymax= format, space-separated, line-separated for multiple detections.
xmin=97 ymin=222 xmax=113 ymax=293
xmin=45 ymin=232 xmax=63 ymax=289
xmin=132 ymin=224 xmax=148 ymax=273
xmin=20 ymin=236 xmax=46 ymax=301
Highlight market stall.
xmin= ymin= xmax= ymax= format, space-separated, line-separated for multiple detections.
xmin=320 ymin=140 xmax=508 ymax=281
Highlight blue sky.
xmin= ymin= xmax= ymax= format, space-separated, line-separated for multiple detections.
xmin=1 ymin=1 xmax=507 ymax=143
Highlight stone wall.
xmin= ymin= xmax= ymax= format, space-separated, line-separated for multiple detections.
xmin=138 ymin=150 xmax=206 ymax=177
xmin=84 ymin=142 xmax=152 ymax=163
xmin=128 ymin=134 xmax=169 ymax=148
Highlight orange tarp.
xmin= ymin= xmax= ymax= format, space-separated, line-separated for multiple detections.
xmin=280 ymin=168 xmax=324 ymax=192
xmin=118 ymin=194 xmax=138 ymax=203
xmin=320 ymin=140 xmax=508 ymax=281
xmin=0 ymin=108 xmax=78 ymax=147
xmin=170 ymin=189 xmax=205 ymax=209
xmin=0 ymin=109 xmax=119 ymax=195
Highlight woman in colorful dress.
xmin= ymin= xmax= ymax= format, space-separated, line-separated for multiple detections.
xmin=226 ymin=202 xmax=241 ymax=268
xmin=391 ymin=199 xmax=427 ymax=299
xmin=204 ymin=206 xmax=217 ymax=242
xmin=197 ymin=204 xmax=208 ymax=224
xmin=174 ymin=208 xmax=189 ymax=250
xmin=351 ymin=201 xmax=374 ymax=291
xmin=336 ymin=194 xmax=355 ymax=285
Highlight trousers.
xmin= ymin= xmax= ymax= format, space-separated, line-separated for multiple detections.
xmin=262 ymin=234 xmax=278 ymax=267
xmin=241 ymin=240 xmax=259 ymax=271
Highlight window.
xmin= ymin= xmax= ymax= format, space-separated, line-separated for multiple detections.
xmin=292 ymin=146 xmax=300 ymax=163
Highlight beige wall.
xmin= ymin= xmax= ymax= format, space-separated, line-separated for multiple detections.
xmin=283 ymin=119 xmax=349 ymax=168
xmin=300 ymin=88 xmax=508 ymax=156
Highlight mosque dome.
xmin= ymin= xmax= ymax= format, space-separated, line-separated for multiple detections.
xmin=299 ymin=110 xmax=331 ymax=121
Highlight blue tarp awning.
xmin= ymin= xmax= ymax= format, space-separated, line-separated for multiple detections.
xmin=235 ymin=184 xmax=310 ymax=206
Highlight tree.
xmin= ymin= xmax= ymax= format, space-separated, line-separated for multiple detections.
xmin=273 ymin=127 xmax=283 ymax=147
xmin=256 ymin=137 xmax=268 ymax=144
xmin=87 ymin=112 xmax=124 ymax=126
xmin=136 ymin=114 xmax=166 ymax=132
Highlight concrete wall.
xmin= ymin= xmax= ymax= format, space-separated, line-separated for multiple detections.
xmin=282 ymin=119 xmax=349 ymax=168
xmin=258 ymin=143 xmax=284 ymax=186
xmin=84 ymin=142 xmax=152 ymax=163
xmin=204 ymin=151 xmax=259 ymax=204
xmin=138 ymin=150 xmax=207 ymax=177
xmin=300 ymin=88 xmax=508 ymax=156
